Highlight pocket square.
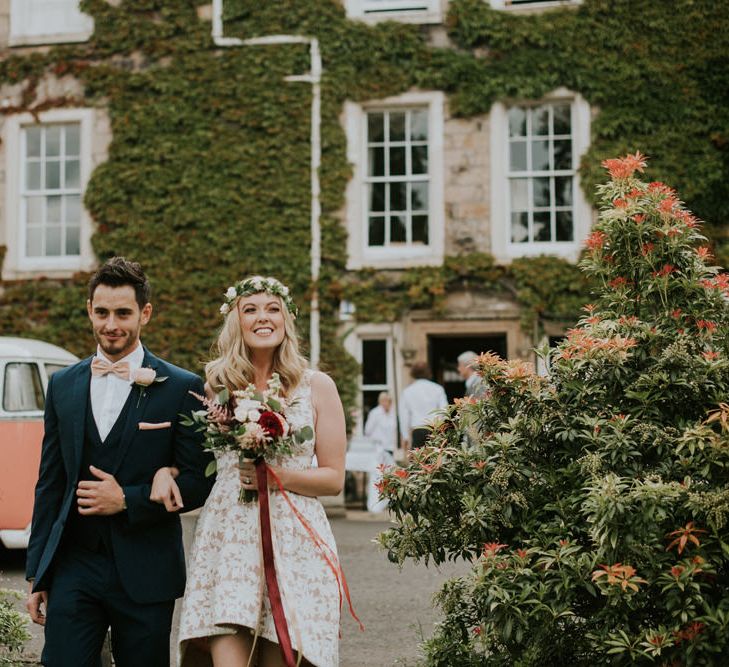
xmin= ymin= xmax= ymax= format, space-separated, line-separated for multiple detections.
xmin=138 ymin=421 xmax=172 ymax=431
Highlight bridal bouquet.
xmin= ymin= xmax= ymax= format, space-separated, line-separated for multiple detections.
xmin=183 ymin=373 xmax=313 ymax=502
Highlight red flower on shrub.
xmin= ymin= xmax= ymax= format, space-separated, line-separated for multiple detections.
xmin=666 ymin=522 xmax=707 ymax=554
xmin=258 ymin=411 xmax=285 ymax=438
xmin=632 ymin=214 xmax=646 ymax=224
xmin=674 ymin=621 xmax=705 ymax=643
xmin=602 ymin=151 xmax=647 ymax=179
xmin=652 ymin=264 xmax=675 ymax=278
xmin=608 ymin=277 xmax=629 ymax=289
xmin=613 ymin=198 xmax=628 ymax=209
xmin=696 ymin=320 xmax=717 ymax=333
xmin=394 ymin=468 xmax=409 ymax=479
xmin=670 ymin=565 xmax=685 ymax=579
xmin=703 ymin=351 xmax=719 ymax=361
xmin=585 ymin=230 xmax=607 ymax=250
xmin=483 ymin=542 xmax=508 ymax=558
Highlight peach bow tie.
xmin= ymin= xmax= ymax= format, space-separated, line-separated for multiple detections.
xmin=90 ymin=357 xmax=131 ymax=380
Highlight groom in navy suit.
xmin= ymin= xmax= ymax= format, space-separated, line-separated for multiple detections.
xmin=25 ymin=257 xmax=214 ymax=667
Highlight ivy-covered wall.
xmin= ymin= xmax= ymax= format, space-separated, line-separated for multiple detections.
xmin=0 ymin=0 xmax=726 ymax=411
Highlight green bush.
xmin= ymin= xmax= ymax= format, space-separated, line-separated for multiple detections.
xmin=379 ymin=155 xmax=729 ymax=665
xmin=0 ymin=589 xmax=30 ymax=665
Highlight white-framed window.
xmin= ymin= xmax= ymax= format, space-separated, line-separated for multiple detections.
xmin=490 ymin=89 xmax=592 ymax=262
xmin=345 ymin=0 xmax=442 ymax=24
xmin=489 ymin=0 xmax=582 ymax=10
xmin=344 ymin=91 xmax=445 ymax=269
xmin=9 ymin=0 xmax=94 ymax=46
xmin=3 ymin=108 xmax=96 ymax=276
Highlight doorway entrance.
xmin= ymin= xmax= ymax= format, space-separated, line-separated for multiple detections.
xmin=428 ymin=334 xmax=507 ymax=403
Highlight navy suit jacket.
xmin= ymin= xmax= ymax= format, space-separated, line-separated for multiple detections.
xmin=25 ymin=347 xmax=214 ymax=604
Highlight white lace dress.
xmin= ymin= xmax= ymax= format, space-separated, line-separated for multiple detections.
xmin=177 ymin=371 xmax=340 ymax=667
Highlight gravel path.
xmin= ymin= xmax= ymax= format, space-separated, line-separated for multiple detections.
xmin=1 ymin=512 xmax=468 ymax=666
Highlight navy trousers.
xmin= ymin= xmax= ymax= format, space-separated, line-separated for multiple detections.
xmin=42 ymin=543 xmax=174 ymax=667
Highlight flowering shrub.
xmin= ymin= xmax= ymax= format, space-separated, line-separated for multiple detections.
xmin=379 ymin=154 xmax=729 ymax=665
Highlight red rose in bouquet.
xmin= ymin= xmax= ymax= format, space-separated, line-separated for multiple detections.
xmin=259 ymin=410 xmax=285 ymax=438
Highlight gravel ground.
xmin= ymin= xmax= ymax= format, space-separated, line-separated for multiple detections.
xmin=0 ymin=512 xmax=468 ymax=666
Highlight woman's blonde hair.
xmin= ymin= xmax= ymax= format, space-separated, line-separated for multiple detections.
xmin=205 ymin=287 xmax=308 ymax=396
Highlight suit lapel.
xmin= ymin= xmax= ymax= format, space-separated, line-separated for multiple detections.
xmin=71 ymin=357 xmax=93 ymax=476
xmin=112 ymin=347 xmax=159 ymax=474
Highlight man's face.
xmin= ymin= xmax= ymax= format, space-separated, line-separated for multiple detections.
xmin=87 ymin=284 xmax=152 ymax=362
xmin=457 ymin=360 xmax=473 ymax=380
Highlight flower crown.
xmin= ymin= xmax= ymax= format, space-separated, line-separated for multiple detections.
xmin=220 ymin=276 xmax=297 ymax=317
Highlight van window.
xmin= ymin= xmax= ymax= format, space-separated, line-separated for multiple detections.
xmin=45 ymin=363 xmax=67 ymax=378
xmin=4 ymin=363 xmax=45 ymax=411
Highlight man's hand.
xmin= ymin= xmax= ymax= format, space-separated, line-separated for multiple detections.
xmin=76 ymin=465 xmax=125 ymax=515
xmin=27 ymin=583 xmax=48 ymax=626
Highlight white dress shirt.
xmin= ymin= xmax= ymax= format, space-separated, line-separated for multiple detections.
xmin=398 ymin=379 xmax=448 ymax=440
xmin=90 ymin=343 xmax=145 ymax=441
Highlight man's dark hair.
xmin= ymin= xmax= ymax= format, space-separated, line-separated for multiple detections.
xmin=88 ymin=257 xmax=151 ymax=309
xmin=410 ymin=361 xmax=431 ymax=380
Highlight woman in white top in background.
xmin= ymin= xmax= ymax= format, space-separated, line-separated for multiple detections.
xmin=363 ymin=391 xmax=397 ymax=513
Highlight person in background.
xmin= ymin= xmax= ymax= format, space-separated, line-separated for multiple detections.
xmin=399 ymin=361 xmax=448 ymax=453
xmin=457 ymin=350 xmax=486 ymax=398
xmin=364 ymin=391 xmax=398 ymax=513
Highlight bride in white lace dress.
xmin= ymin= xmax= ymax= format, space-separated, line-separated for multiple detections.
xmin=151 ymin=277 xmax=348 ymax=667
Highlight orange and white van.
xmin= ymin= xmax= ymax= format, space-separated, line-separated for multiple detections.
xmin=0 ymin=337 xmax=77 ymax=549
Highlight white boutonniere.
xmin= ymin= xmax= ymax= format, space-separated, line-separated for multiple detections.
xmin=131 ymin=367 xmax=168 ymax=407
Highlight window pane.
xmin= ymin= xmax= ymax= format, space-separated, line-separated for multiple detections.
xmin=65 ymin=124 xmax=81 ymax=156
xmin=556 ymin=211 xmax=573 ymax=241
xmin=368 ymin=147 xmax=385 ymax=177
xmin=531 ymin=140 xmax=550 ymax=171
xmin=46 ymin=161 xmax=61 ymax=189
xmin=390 ymin=182 xmax=406 ymax=211
xmin=46 ymin=126 xmax=61 ymax=157
xmin=508 ymin=107 xmax=527 ymax=137
xmin=555 ymin=176 xmax=572 ymax=206
xmin=3 ymin=363 xmax=44 ymax=411
xmin=45 ymin=363 xmax=68 ymax=378
xmin=65 ymin=159 xmax=80 ymax=189
xmin=510 ymin=178 xmax=528 ymax=211
xmin=66 ymin=226 xmax=81 ymax=255
xmin=533 ymin=211 xmax=551 ymax=242
xmin=389 ymin=147 xmax=406 ymax=176
xmin=533 ymin=177 xmax=551 ymax=207
xmin=66 ymin=194 xmax=81 ymax=223
xmin=362 ymin=339 xmax=387 ymax=385
xmin=47 ymin=195 xmax=62 ymax=223
xmin=411 ymin=145 xmax=428 ymax=174
xmin=511 ymin=212 xmax=529 ymax=243
xmin=510 ymin=141 xmax=527 ymax=171
xmin=389 ymin=112 xmax=405 ymax=141
xmin=410 ymin=110 xmax=428 ymax=141
xmin=554 ymin=139 xmax=572 ymax=170
xmin=532 ymin=107 xmax=549 ymax=136
xmin=46 ymin=226 xmax=62 ymax=256
xmin=26 ymin=162 xmax=42 ymax=190
xmin=553 ymin=104 xmax=571 ymax=135
xmin=368 ymin=216 xmax=385 ymax=246
xmin=26 ymin=196 xmax=44 ymax=223
xmin=367 ymin=113 xmax=385 ymax=143
xmin=26 ymin=226 xmax=43 ymax=256
xmin=411 ymin=182 xmax=428 ymax=211
xmin=26 ymin=127 xmax=42 ymax=157
xmin=390 ymin=215 xmax=406 ymax=243
xmin=412 ymin=215 xmax=428 ymax=244
xmin=369 ymin=183 xmax=385 ymax=212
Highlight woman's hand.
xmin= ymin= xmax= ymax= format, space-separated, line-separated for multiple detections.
xmin=239 ymin=459 xmax=284 ymax=491
xmin=150 ymin=466 xmax=183 ymax=511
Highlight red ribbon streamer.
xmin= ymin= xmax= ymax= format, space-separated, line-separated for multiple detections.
xmin=255 ymin=459 xmax=297 ymax=667
xmin=266 ymin=464 xmax=364 ymax=633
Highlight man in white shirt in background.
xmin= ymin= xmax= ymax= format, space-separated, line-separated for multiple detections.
xmin=399 ymin=361 xmax=448 ymax=453
xmin=457 ymin=350 xmax=486 ymax=399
